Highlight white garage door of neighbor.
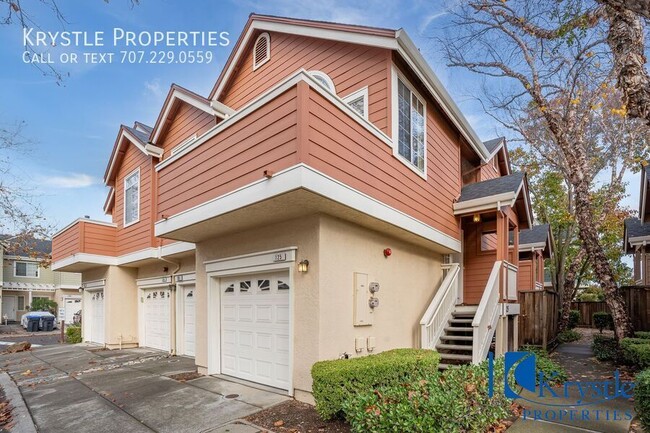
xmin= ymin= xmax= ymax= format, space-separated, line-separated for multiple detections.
xmin=221 ymin=272 xmax=290 ymax=390
xmin=143 ymin=288 xmax=171 ymax=352
xmin=89 ymin=291 xmax=105 ymax=344
xmin=64 ymin=298 xmax=81 ymax=324
xmin=182 ymin=285 xmax=196 ymax=357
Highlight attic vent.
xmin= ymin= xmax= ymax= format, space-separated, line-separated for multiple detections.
xmin=253 ymin=32 xmax=270 ymax=70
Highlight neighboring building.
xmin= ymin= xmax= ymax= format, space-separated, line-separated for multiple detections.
xmin=53 ymin=15 xmax=550 ymax=402
xmin=0 ymin=237 xmax=81 ymax=324
xmin=624 ymin=166 xmax=650 ymax=285
xmin=517 ymin=224 xmax=553 ymax=291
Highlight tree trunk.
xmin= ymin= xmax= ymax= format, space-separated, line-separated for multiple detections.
xmin=558 ymin=250 xmax=586 ymax=332
xmin=604 ymin=4 xmax=650 ymax=123
xmin=571 ymin=174 xmax=633 ymax=340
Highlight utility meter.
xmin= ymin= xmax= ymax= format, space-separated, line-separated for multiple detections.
xmin=369 ymin=282 xmax=380 ymax=293
xmin=369 ymin=297 xmax=379 ymax=308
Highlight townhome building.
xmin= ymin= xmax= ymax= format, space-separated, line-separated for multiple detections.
xmin=53 ymin=14 xmax=546 ymax=403
xmin=625 ymin=166 xmax=650 ymax=284
xmin=1 ymin=237 xmax=81 ymax=324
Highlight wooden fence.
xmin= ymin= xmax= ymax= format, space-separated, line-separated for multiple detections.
xmin=519 ymin=289 xmax=559 ymax=349
xmin=571 ymin=286 xmax=650 ymax=331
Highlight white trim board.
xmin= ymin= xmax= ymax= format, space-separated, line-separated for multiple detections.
xmin=155 ymin=164 xmax=461 ymax=252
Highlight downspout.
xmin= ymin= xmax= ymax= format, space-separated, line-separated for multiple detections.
xmin=158 ymin=248 xmax=181 ymax=356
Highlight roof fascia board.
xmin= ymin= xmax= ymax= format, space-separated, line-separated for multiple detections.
xmin=453 ymin=192 xmax=517 ymax=215
xmin=104 ymin=128 xmax=161 ymax=185
xmin=103 ymin=188 xmax=115 ymax=214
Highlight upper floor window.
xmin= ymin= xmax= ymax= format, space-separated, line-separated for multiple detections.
xmin=253 ymin=32 xmax=270 ymax=70
xmin=124 ymin=168 xmax=140 ymax=227
xmin=15 ymin=261 xmax=39 ymax=278
xmin=309 ymin=71 xmax=336 ymax=93
xmin=397 ymin=77 xmax=426 ymax=173
xmin=343 ymin=87 xmax=368 ymax=119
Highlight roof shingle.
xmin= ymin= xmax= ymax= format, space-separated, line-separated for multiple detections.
xmin=457 ymin=172 xmax=525 ymax=203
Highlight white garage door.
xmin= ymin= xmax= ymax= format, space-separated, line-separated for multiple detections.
xmin=143 ymin=288 xmax=171 ymax=352
xmin=88 ymin=291 xmax=104 ymax=344
xmin=182 ymin=285 xmax=196 ymax=357
xmin=221 ymin=272 xmax=290 ymax=390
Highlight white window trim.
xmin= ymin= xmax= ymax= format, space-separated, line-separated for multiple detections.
xmin=123 ymin=167 xmax=141 ymax=228
xmin=309 ymin=71 xmax=336 ymax=94
xmin=13 ymin=261 xmax=39 ymax=278
xmin=391 ymin=65 xmax=427 ymax=180
xmin=253 ymin=32 xmax=271 ymax=71
xmin=342 ymin=86 xmax=369 ymax=120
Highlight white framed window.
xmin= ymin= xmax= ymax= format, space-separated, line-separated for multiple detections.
xmin=253 ymin=32 xmax=271 ymax=70
xmin=123 ymin=168 xmax=140 ymax=227
xmin=14 ymin=261 xmax=39 ymax=278
xmin=309 ymin=71 xmax=336 ymax=93
xmin=391 ymin=67 xmax=427 ymax=178
xmin=17 ymin=296 xmax=25 ymax=310
xmin=342 ymin=87 xmax=369 ymax=119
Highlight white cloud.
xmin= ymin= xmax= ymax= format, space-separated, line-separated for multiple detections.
xmin=41 ymin=173 xmax=98 ymax=189
xmin=144 ymin=78 xmax=164 ymax=99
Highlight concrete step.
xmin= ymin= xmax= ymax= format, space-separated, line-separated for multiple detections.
xmin=435 ymin=344 xmax=472 ymax=351
xmin=440 ymin=335 xmax=473 ymax=341
xmin=439 ymin=353 xmax=472 ymax=361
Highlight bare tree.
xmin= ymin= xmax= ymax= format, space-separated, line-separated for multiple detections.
xmin=442 ymin=1 xmax=635 ymax=339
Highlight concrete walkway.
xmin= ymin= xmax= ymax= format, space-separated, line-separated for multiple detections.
xmin=0 ymin=344 xmax=288 ymax=432
xmin=508 ymin=342 xmax=636 ymax=433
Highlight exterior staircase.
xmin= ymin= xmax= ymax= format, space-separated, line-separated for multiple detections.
xmin=436 ymin=306 xmax=476 ymax=369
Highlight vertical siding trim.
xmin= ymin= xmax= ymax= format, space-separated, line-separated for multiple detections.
xmin=296 ymin=81 xmax=310 ymax=164
xmin=79 ymin=221 xmax=85 ymax=253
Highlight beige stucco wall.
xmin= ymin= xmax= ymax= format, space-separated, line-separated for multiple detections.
xmin=194 ymin=214 xmax=444 ymax=402
xmin=104 ymin=265 xmax=139 ymax=349
xmin=194 ymin=215 xmax=320 ymax=398
xmin=136 ymin=256 xmax=196 ymax=280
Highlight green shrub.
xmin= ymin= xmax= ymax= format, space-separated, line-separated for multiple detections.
xmin=520 ymin=345 xmax=568 ymax=385
xmin=311 ymin=349 xmax=440 ymax=420
xmin=621 ymin=338 xmax=650 ymax=368
xmin=636 ymin=369 xmax=650 ymax=430
xmin=635 ymin=331 xmax=650 ymax=340
xmin=592 ymin=335 xmax=618 ymax=361
xmin=568 ymin=310 xmax=581 ymax=329
xmin=343 ymin=358 xmax=513 ymax=433
xmin=65 ymin=325 xmax=82 ymax=344
xmin=30 ymin=298 xmax=58 ymax=315
xmin=557 ymin=329 xmax=581 ymax=343
xmin=593 ymin=312 xmax=612 ymax=333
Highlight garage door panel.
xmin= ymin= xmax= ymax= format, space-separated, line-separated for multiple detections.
xmin=142 ymin=288 xmax=170 ymax=352
xmin=221 ymin=272 xmax=290 ymax=390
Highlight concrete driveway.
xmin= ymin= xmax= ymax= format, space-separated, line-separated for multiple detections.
xmin=0 ymin=344 xmax=288 ymax=432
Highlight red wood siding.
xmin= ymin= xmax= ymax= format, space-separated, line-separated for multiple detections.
xmin=518 ymin=260 xmax=534 ymax=291
xmin=220 ymin=32 xmax=391 ymax=135
xmin=463 ymin=222 xmax=497 ymax=304
xmin=52 ymin=221 xmax=116 ymax=262
xmin=156 ymin=87 xmax=299 ymax=219
xmin=480 ymin=158 xmax=500 ymax=181
xmin=112 ymin=143 xmax=155 ymax=255
xmin=306 ymin=86 xmax=460 ymax=238
xmin=158 ymin=103 xmax=216 ymax=156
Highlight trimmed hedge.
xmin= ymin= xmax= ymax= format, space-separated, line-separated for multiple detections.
xmin=311 ymin=349 xmax=440 ymax=420
xmin=593 ymin=312 xmax=612 ymax=333
xmin=65 ymin=325 xmax=82 ymax=344
xmin=636 ymin=369 xmax=650 ymax=430
xmin=343 ymin=358 xmax=513 ymax=433
xmin=621 ymin=338 xmax=650 ymax=369
xmin=520 ymin=345 xmax=568 ymax=385
xmin=635 ymin=331 xmax=650 ymax=340
xmin=557 ymin=329 xmax=581 ymax=343
xmin=592 ymin=335 xmax=617 ymax=361
xmin=568 ymin=310 xmax=580 ymax=330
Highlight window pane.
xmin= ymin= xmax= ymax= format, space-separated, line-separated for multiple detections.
xmin=348 ymin=96 xmax=365 ymax=117
xmin=397 ymin=80 xmax=411 ymax=161
xmin=18 ymin=297 xmax=24 ymax=310
xmin=15 ymin=262 xmax=27 ymax=276
xmin=124 ymin=171 xmax=139 ymax=225
xmin=411 ymin=95 xmax=425 ymax=171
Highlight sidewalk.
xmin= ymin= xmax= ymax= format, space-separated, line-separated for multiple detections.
xmin=508 ymin=342 xmax=635 ymax=433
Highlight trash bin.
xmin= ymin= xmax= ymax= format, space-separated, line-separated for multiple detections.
xmin=27 ymin=317 xmax=39 ymax=332
xmin=42 ymin=317 xmax=54 ymax=332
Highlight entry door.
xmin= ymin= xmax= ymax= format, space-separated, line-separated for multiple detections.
xmin=2 ymin=296 xmax=16 ymax=321
xmin=142 ymin=288 xmax=171 ymax=351
xmin=220 ymin=272 xmax=290 ymax=390
xmin=89 ymin=291 xmax=105 ymax=344
xmin=182 ymin=285 xmax=196 ymax=356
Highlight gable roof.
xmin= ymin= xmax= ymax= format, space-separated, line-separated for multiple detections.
xmin=483 ymin=137 xmax=505 ymax=156
xmin=623 ymin=217 xmax=650 ymax=253
xmin=0 ymin=235 xmax=52 ymax=257
xmin=211 ymin=13 xmax=492 ymax=162
xmin=519 ymin=224 xmax=553 ymax=257
xmin=457 ymin=172 xmax=525 ymax=203
xmin=103 ymin=122 xmax=162 ymax=186
xmin=149 ymin=84 xmax=234 ymax=145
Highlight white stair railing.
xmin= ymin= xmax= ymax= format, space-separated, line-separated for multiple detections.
xmin=420 ymin=263 xmax=460 ymax=350
xmin=471 ymin=261 xmax=502 ymax=364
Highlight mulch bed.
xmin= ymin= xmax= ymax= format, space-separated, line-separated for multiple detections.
xmin=245 ymin=400 xmax=351 ymax=433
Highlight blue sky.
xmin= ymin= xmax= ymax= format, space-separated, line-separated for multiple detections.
xmin=0 ymin=0 xmax=640 ymax=233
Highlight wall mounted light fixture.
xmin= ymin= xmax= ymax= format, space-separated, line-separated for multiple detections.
xmin=473 ymin=213 xmax=481 ymax=223
xmin=298 ymin=259 xmax=309 ymax=273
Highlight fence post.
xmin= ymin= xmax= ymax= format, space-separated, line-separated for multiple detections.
xmin=60 ymin=320 xmax=65 ymax=344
